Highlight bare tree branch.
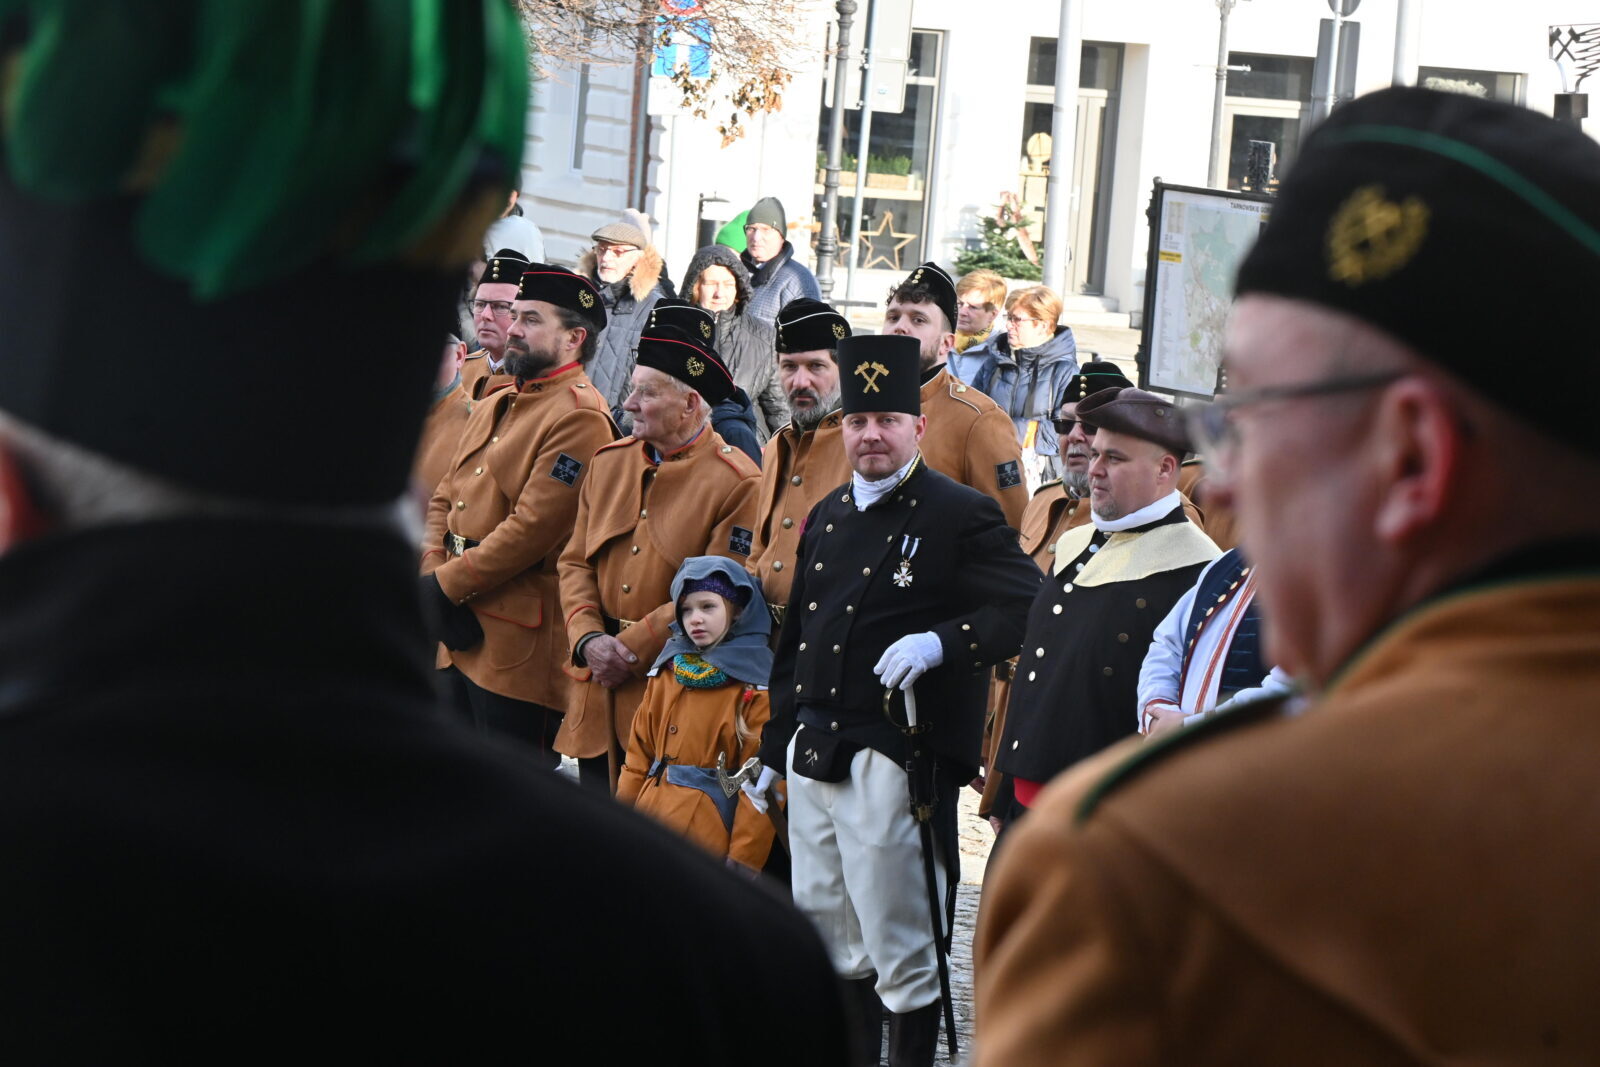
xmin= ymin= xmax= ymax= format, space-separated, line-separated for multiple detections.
xmin=517 ymin=0 xmax=810 ymax=144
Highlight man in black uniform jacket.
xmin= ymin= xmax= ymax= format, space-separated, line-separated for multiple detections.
xmin=994 ymin=387 xmax=1219 ymax=818
xmin=0 ymin=5 xmax=849 ymax=1062
xmin=751 ymin=334 xmax=1040 ymax=1065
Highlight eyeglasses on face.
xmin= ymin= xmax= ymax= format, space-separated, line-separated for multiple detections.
xmin=470 ymin=299 xmax=514 ymax=316
xmin=1184 ymin=370 xmax=1408 ymax=476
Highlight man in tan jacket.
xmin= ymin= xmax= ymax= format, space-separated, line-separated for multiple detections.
xmin=976 ymin=87 xmax=1600 ymax=1065
xmin=459 ymin=248 xmax=529 ymax=396
xmin=748 ymin=297 xmax=854 ymax=620
xmin=883 ymin=262 xmax=1026 ymax=530
xmin=558 ymin=324 xmax=760 ymax=788
xmin=421 ymin=266 xmax=615 ymax=767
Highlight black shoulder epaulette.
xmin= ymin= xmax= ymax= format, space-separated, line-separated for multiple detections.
xmin=1074 ymin=692 xmax=1292 ymax=825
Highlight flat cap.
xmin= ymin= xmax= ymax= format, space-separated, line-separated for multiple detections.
xmin=1235 ymin=86 xmax=1600 ymax=456
xmin=1076 ymin=386 xmax=1191 ymax=456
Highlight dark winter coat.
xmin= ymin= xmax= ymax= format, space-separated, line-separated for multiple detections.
xmin=740 ymin=240 xmax=820 ymax=325
xmin=0 ymin=517 xmax=852 ymax=1062
xmin=579 ymin=247 xmax=676 ymax=427
xmin=972 ymin=326 xmax=1080 ymax=457
xmin=681 ymin=245 xmax=789 ymax=440
xmin=711 ymin=388 xmax=763 ymax=466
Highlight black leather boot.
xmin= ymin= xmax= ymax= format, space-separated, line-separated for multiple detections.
xmin=845 ymin=976 xmax=885 ymax=1066
xmin=887 ymin=1000 xmax=942 ymax=1067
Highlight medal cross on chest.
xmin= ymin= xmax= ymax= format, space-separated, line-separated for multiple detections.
xmin=893 ymin=535 xmax=921 ymax=588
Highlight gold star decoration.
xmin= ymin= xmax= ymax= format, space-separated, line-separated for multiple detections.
xmin=858 ymin=211 xmax=917 ymax=271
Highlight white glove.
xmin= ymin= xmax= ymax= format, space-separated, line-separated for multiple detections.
xmin=741 ymin=765 xmax=781 ymax=813
xmin=873 ymin=631 xmax=944 ymax=691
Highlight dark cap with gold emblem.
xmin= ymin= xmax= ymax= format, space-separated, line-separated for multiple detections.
xmin=839 ymin=334 xmax=922 ymax=417
xmin=516 ymin=264 xmax=607 ymax=332
xmin=482 ymin=247 xmax=532 ymax=286
xmin=636 ymin=325 xmax=737 ymax=405
xmin=1062 ymin=359 xmax=1134 ymax=403
xmin=1235 ymin=86 xmax=1600 ymax=455
xmin=895 ymin=261 xmax=958 ymax=333
xmin=648 ymin=297 xmax=717 ymax=345
xmin=776 ymin=297 xmax=852 ymax=354
xmin=1076 ymin=386 xmax=1191 ymax=457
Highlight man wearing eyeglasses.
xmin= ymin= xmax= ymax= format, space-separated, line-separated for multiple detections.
xmin=422 ymin=266 xmax=617 ymax=765
xmin=977 ymin=87 xmax=1600 ymax=1065
xmin=579 ymin=209 xmax=675 ymax=429
xmin=739 ymin=197 xmax=821 ymax=325
xmin=461 ymin=248 xmax=530 ymax=396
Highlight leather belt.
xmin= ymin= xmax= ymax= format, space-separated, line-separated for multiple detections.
xmin=445 ymin=532 xmax=482 ymax=557
xmin=602 ymin=614 xmax=637 ymax=635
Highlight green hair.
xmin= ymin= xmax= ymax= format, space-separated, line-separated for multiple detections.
xmin=0 ymin=0 xmax=529 ymax=297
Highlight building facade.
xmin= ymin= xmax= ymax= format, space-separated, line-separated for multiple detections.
xmin=525 ymin=0 xmax=1596 ymax=326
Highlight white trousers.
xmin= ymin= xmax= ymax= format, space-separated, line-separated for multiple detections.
xmin=787 ymin=738 xmax=947 ymax=1014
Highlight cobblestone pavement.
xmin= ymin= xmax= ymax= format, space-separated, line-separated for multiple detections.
xmin=563 ymin=757 xmax=998 ymax=1063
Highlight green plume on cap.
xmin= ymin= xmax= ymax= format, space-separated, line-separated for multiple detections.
xmin=0 ymin=0 xmax=529 ymax=298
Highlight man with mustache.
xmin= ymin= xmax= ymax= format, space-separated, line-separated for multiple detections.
xmin=754 ymin=334 xmax=1039 ymax=1065
xmin=421 ymin=266 xmax=617 ymax=762
xmin=748 ymin=297 xmax=855 ymax=621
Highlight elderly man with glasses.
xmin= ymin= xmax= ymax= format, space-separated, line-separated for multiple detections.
xmin=977 ymin=87 xmax=1600 ymax=1066
xmin=579 ymin=209 xmax=675 ymax=429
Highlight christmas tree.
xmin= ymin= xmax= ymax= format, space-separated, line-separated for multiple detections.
xmin=954 ymin=197 xmax=1042 ymax=281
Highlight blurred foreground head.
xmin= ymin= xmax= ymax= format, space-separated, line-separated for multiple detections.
xmin=0 ymin=1 xmax=529 ymax=508
xmin=1222 ymin=87 xmax=1600 ymax=685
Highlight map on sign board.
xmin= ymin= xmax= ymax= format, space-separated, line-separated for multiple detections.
xmin=1139 ymin=182 xmax=1272 ymax=399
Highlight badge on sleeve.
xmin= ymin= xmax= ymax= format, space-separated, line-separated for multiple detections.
xmin=996 ymin=460 xmax=1022 ymax=490
xmin=729 ymin=526 xmax=754 ymax=556
xmin=550 ymin=453 xmax=584 ymax=486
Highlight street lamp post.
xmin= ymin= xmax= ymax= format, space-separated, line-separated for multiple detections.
xmin=815 ymin=0 xmax=858 ymax=300
xmin=1206 ymin=0 xmax=1238 ymax=189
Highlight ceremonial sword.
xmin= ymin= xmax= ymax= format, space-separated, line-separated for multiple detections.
xmin=888 ymin=684 xmax=959 ymax=1061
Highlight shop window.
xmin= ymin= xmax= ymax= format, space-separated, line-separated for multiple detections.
xmin=813 ymin=29 xmax=944 ymax=272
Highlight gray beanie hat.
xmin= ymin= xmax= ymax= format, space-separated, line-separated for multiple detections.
xmin=747 ymin=196 xmax=787 ymax=233
xmin=591 ymin=208 xmax=652 ymax=249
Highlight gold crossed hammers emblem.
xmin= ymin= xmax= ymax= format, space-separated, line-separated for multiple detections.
xmin=854 ymin=360 xmax=889 ymax=393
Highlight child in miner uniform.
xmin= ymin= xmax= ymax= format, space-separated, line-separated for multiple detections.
xmin=617 ymin=557 xmax=777 ymax=872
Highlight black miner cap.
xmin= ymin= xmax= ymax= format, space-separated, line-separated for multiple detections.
xmin=1235 ymin=87 xmax=1600 ymax=457
xmin=636 ymin=325 xmax=737 ymax=405
xmin=839 ymin=334 xmax=921 ymax=416
xmin=1063 ymin=359 xmax=1134 ymax=403
xmin=896 ymin=261 xmax=958 ymax=334
xmin=482 ymin=247 xmax=532 ymax=286
xmin=648 ymin=297 xmax=717 ymax=346
xmin=776 ymin=297 xmax=852 ymax=354
xmin=517 ymin=264 xmax=607 ymax=333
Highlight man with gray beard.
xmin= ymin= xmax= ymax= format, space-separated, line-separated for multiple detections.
xmin=748 ymin=298 xmax=853 ymax=624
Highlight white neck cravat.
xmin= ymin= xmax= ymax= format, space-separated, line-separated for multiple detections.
xmin=851 ymin=456 xmax=917 ymax=511
xmin=1093 ymin=489 xmax=1182 ymax=533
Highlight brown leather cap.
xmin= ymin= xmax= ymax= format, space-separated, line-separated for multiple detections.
xmin=1076 ymin=386 xmax=1191 ymax=456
